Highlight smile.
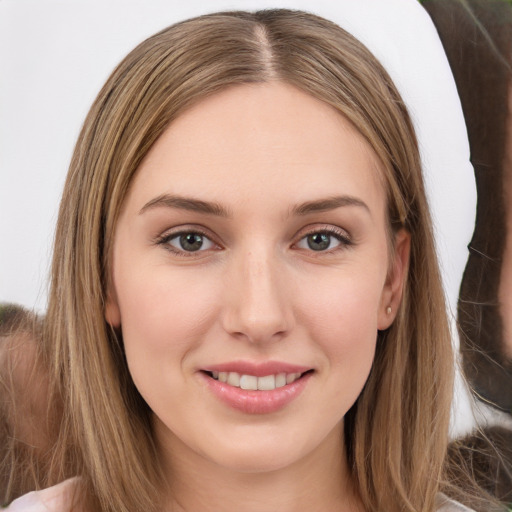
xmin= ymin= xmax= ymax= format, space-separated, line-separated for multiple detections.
xmin=200 ymin=363 xmax=314 ymax=414
xmin=208 ymin=371 xmax=304 ymax=390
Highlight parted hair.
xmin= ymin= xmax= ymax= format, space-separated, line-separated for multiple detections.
xmin=35 ymin=9 xmax=452 ymax=512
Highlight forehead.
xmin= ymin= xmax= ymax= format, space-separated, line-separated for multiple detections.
xmin=127 ymin=82 xmax=386 ymax=215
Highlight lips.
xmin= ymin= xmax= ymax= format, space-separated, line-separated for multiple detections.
xmin=200 ymin=361 xmax=313 ymax=414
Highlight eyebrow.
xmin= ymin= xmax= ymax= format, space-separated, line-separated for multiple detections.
xmin=291 ymin=196 xmax=370 ymax=216
xmin=139 ymin=194 xmax=230 ymax=217
xmin=139 ymin=193 xmax=369 ymax=217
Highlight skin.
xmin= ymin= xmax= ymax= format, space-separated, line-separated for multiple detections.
xmin=106 ymin=82 xmax=409 ymax=512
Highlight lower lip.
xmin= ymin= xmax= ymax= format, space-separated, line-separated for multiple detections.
xmin=200 ymin=372 xmax=312 ymax=414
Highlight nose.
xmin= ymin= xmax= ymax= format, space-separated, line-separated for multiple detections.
xmin=221 ymin=248 xmax=293 ymax=344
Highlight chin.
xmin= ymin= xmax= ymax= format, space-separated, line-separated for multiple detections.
xmin=200 ymin=424 xmax=333 ymax=475
xmin=209 ymin=445 xmax=304 ymax=474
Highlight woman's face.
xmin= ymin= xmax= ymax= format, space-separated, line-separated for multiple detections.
xmin=106 ymin=83 xmax=408 ymax=475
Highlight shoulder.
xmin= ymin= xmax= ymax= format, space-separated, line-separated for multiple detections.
xmin=2 ymin=478 xmax=81 ymax=512
xmin=436 ymin=493 xmax=476 ymax=512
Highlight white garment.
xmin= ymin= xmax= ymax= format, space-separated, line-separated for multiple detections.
xmin=2 ymin=479 xmax=80 ymax=512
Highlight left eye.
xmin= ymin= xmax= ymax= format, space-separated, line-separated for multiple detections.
xmin=295 ymin=231 xmax=348 ymax=252
xmin=166 ymin=232 xmax=216 ymax=252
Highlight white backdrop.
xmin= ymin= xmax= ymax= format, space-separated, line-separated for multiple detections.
xmin=0 ymin=0 xmax=478 ymax=434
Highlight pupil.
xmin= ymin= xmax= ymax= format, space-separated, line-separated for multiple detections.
xmin=307 ymin=233 xmax=330 ymax=251
xmin=180 ymin=233 xmax=203 ymax=251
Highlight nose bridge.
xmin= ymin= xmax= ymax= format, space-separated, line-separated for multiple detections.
xmin=222 ymin=243 xmax=291 ymax=343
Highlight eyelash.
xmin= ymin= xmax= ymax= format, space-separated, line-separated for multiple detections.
xmin=154 ymin=227 xmax=218 ymax=258
xmin=154 ymin=225 xmax=353 ymax=257
xmin=295 ymin=226 xmax=353 ymax=253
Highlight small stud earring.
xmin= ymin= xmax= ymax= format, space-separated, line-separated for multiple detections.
xmin=386 ymin=306 xmax=392 ymax=315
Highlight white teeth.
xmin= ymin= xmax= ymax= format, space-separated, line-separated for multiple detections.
xmin=210 ymin=371 xmax=304 ymax=390
xmin=286 ymin=372 xmax=300 ymax=384
xmin=257 ymin=375 xmax=275 ymax=390
xmin=226 ymin=372 xmax=240 ymax=387
xmin=240 ymin=374 xmax=258 ymax=390
xmin=275 ymin=373 xmax=286 ymax=388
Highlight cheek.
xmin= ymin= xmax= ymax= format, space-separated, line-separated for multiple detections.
xmin=296 ymin=267 xmax=383 ymax=382
xmin=115 ymin=265 xmax=222 ymax=379
xmin=298 ymin=267 xmax=384 ymax=340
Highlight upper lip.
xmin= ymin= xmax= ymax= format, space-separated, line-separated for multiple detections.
xmin=202 ymin=360 xmax=312 ymax=377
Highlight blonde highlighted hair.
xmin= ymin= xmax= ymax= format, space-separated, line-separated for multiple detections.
xmin=24 ymin=9 xmax=452 ymax=512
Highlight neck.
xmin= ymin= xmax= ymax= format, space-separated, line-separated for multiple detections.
xmin=156 ymin=421 xmax=364 ymax=512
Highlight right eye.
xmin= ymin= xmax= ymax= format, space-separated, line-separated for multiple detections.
xmin=157 ymin=230 xmax=217 ymax=256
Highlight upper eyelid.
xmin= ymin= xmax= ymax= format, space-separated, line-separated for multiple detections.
xmin=293 ymin=224 xmax=352 ymax=241
xmin=154 ymin=225 xmax=219 ymax=243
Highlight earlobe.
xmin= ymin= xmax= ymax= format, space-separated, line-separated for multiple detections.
xmin=377 ymin=229 xmax=410 ymax=330
xmin=105 ymin=290 xmax=121 ymax=328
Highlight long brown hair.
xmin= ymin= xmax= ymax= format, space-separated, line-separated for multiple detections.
xmin=31 ymin=9 xmax=451 ymax=512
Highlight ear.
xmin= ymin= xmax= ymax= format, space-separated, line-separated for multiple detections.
xmin=105 ymin=288 xmax=121 ymax=328
xmin=377 ymin=229 xmax=410 ymax=330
